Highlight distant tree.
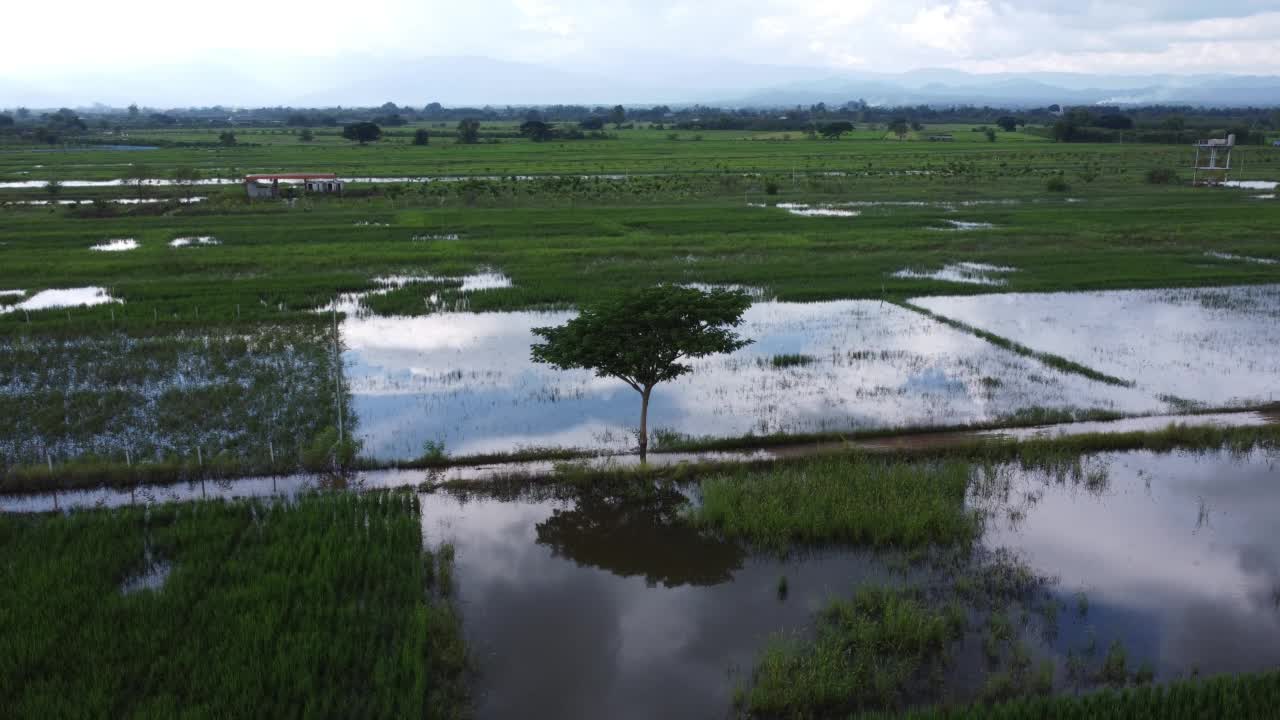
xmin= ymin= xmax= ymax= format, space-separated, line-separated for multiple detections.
xmin=1047 ymin=104 xmax=1061 ymax=113
xmin=519 ymin=120 xmax=555 ymax=142
xmin=127 ymin=103 xmax=140 ymax=118
xmin=910 ymin=121 xmax=923 ymax=132
xmin=1094 ymin=114 xmax=1133 ymax=130
xmin=0 ymin=114 xmax=12 ymax=128
xmin=380 ymin=101 xmax=399 ymax=113
xmin=341 ymin=122 xmax=382 ymax=144
xmin=16 ymin=107 xmax=31 ymax=119
xmin=1052 ymin=108 xmax=1094 ymax=143
xmin=218 ymin=131 xmax=237 ymax=146
xmin=456 ymin=118 xmax=481 ymax=144
xmin=609 ymin=105 xmax=626 ymax=128
xmin=412 ymin=128 xmax=430 ymax=145
xmin=46 ymin=108 xmax=86 ymax=132
xmin=299 ymin=128 xmax=315 ymax=142
xmin=1160 ymin=116 xmax=1186 ymax=132
xmin=985 ymin=128 xmax=997 ymax=142
xmin=423 ymin=102 xmax=443 ymax=116
xmin=149 ymin=113 xmax=176 ymax=125
xmin=318 ymin=115 xmax=339 ymax=127
xmin=888 ymin=117 xmax=910 ymax=140
xmin=531 ymin=286 xmax=752 ymax=461
xmin=286 ymin=113 xmax=310 ymax=126
xmin=819 ymin=121 xmax=855 ymax=140
xmin=996 ymin=116 xmax=1018 ymax=132
xmin=374 ymin=113 xmax=406 ymax=127
xmin=579 ymin=116 xmax=605 ymax=131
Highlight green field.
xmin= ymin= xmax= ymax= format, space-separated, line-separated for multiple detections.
xmin=2 ymin=127 xmax=1279 ymax=485
xmin=0 ymin=492 xmax=467 ymax=718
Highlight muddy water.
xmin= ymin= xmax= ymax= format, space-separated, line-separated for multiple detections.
xmin=912 ymin=285 xmax=1280 ymax=406
xmin=345 ymin=300 xmax=1161 ymax=461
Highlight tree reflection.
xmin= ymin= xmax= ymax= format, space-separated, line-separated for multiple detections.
xmin=535 ymin=487 xmax=745 ymax=587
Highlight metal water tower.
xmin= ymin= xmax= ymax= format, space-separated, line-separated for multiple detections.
xmin=1192 ymin=134 xmax=1235 ymax=185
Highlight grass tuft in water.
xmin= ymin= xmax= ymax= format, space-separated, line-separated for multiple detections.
xmin=742 ymin=586 xmax=965 ymax=716
xmin=690 ymin=455 xmax=980 ymax=551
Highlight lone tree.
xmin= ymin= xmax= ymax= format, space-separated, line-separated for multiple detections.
xmin=456 ymin=118 xmax=481 ymax=144
xmin=819 ymin=121 xmax=854 ymax=140
xmin=888 ymin=117 xmax=910 ymax=140
xmin=531 ymin=286 xmax=752 ymax=461
xmin=519 ymin=119 xmax=555 ymax=142
xmin=412 ymin=128 xmax=430 ymax=145
xmin=342 ymin=121 xmax=382 ymax=145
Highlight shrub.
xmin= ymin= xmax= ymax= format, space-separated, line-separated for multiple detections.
xmin=1045 ymin=176 xmax=1070 ymax=192
xmin=1145 ymin=167 xmax=1179 ymax=184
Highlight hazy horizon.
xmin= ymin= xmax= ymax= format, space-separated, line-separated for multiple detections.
xmin=6 ymin=1 xmax=1280 ymax=107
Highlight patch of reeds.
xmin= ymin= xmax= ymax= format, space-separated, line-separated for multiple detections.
xmin=690 ymin=455 xmax=980 ymax=550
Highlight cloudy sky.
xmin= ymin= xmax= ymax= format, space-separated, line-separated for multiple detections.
xmin=5 ymin=1 xmax=1279 ymax=105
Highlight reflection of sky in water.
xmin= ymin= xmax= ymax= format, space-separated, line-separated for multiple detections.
xmin=345 ymin=300 xmax=1160 ymax=460
xmin=984 ymin=449 xmax=1280 ymax=679
xmin=913 ymin=285 xmax=1280 ymax=405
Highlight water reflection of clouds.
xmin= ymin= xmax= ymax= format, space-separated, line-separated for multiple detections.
xmin=988 ymin=450 xmax=1280 ymax=677
xmin=914 ymin=285 xmax=1280 ymax=405
xmin=346 ymin=299 xmax=1164 ymax=460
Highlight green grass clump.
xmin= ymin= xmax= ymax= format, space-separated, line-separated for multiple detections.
xmin=765 ymin=353 xmax=817 ymax=368
xmin=863 ymin=669 xmax=1280 ymax=719
xmin=690 ymin=455 xmax=979 ymax=550
xmin=0 ymin=492 xmax=469 ymax=718
xmin=742 ymin=586 xmax=965 ymax=716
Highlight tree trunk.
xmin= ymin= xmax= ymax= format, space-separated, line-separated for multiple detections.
xmin=639 ymin=386 xmax=652 ymax=463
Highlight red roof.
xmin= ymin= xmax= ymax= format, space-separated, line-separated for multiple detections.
xmin=245 ymin=173 xmax=339 ymax=181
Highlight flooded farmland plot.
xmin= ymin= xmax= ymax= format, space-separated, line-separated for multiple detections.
xmin=404 ymin=446 xmax=1280 ymax=718
xmin=911 ymin=284 xmax=1280 ymax=407
xmin=975 ymin=448 xmax=1280 ymax=683
xmin=344 ymin=298 xmax=1162 ymax=461
xmin=0 ymin=324 xmax=347 ymax=471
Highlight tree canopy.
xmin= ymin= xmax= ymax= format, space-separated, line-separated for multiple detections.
xmin=456 ymin=118 xmax=480 ymax=144
xmin=531 ymin=286 xmax=752 ymax=459
xmin=341 ymin=121 xmax=382 ymax=144
xmin=819 ymin=121 xmax=855 ymax=139
xmin=519 ymin=120 xmax=555 ymax=142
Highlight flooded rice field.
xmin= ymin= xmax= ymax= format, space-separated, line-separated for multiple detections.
xmin=24 ymin=447 xmax=1270 ymax=716
xmin=0 ymin=326 xmax=341 ymax=466
xmin=911 ymin=284 xmax=1280 ymax=406
xmin=5 ymin=445 xmax=1275 ymax=717
xmin=977 ymin=448 xmax=1280 ymax=682
xmin=891 ymin=262 xmax=1016 ymax=286
xmin=0 ymin=286 xmax=120 ymax=313
xmin=89 ymin=238 xmax=139 ymax=252
xmin=168 ymin=235 xmax=220 ymax=247
xmin=426 ymin=448 xmax=1280 ymax=717
xmin=344 ymin=297 xmax=1161 ymax=461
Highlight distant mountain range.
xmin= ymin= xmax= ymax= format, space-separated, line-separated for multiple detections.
xmin=5 ymin=56 xmax=1279 ymax=109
